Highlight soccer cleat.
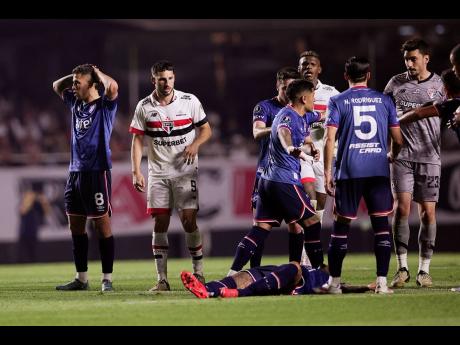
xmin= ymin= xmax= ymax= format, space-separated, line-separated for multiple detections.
xmin=390 ymin=267 xmax=410 ymax=288
xmin=148 ymin=279 xmax=171 ymax=292
xmin=219 ymin=287 xmax=239 ymax=298
xmin=193 ymin=273 xmax=206 ymax=285
xmin=416 ymin=270 xmax=433 ymax=287
xmin=450 ymin=286 xmax=460 ymax=292
xmin=375 ymin=283 xmax=394 ymax=294
xmin=101 ymin=279 xmax=113 ymax=292
xmin=180 ymin=271 xmax=208 ymax=299
xmin=56 ymin=279 xmax=89 ymax=291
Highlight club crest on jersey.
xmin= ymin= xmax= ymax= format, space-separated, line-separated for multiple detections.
xmin=162 ymin=120 xmax=174 ymax=134
xmin=281 ymin=116 xmax=291 ymax=125
xmin=427 ymin=88 xmax=440 ymax=99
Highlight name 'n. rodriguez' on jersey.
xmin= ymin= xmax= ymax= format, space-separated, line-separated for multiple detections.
xmin=129 ymin=89 xmax=208 ymax=178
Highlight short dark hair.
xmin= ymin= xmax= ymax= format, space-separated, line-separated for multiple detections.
xmin=441 ymin=69 xmax=460 ymax=95
xmin=401 ymin=38 xmax=430 ymax=55
xmin=276 ymin=67 xmax=300 ymax=81
xmin=299 ymin=50 xmax=320 ymax=61
xmin=451 ymin=44 xmax=460 ymax=63
xmin=72 ymin=64 xmax=98 ymax=84
xmin=286 ymin=79 xmax=314 ymax=103
xmin=151 ymin=60 xmax=175 ymax=75
xmin=345 ymin=56 xmax=370 ymax=83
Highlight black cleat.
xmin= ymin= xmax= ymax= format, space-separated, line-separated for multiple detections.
xmin=56 ymin=279 xmax=89 ymax=291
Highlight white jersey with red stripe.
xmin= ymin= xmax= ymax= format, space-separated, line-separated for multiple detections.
xmin=129 ymin=89 xmax=208 ymax=179
xmin=310 ymin=80 xmax=340 ymax=149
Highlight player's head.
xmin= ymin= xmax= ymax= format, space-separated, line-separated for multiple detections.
xmin=401 ymin=38 xmax=430 ymax=79
xmin=276 ymin=67 xmax=301 ymax=105
xmin=298 ymin=50 xmax=322 ymax=83
xmin=286 ymin=79 xmax=315 ymax=112
xmin=151 ymin=60 xmax=175 ymax=97
xmin=441 ymin=69 xmax=460 ymax=98
xmin=71 ymin=64 xmax=99 ymax=101
xmin=450 ymin=44 xmax=460 ymax=78
xmin=344 ymin=56 xmax=370 ymax=84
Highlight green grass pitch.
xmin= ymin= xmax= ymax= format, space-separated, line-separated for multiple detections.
xmin=1 ymin=254 xmax=460 ymax=325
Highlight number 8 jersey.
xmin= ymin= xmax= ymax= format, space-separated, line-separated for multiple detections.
xmin=326 ymin=86 xmax=399 ymax=180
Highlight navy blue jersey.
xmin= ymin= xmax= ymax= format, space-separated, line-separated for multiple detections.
xmin=263 ymin=106 xmax=320 ymax=185
xmin=292 ymin=266 xmax=330 ymax=295
xmin=63 ymin=89 xmax=117 ymax=171
xmin=253 ymin=98 xmax=284 ymax=176
xmin=326 ymin=86 xmax=399 ymax=180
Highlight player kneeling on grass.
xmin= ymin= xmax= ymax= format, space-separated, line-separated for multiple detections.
xmin=181 ymin=262 xmax=372 ymax=298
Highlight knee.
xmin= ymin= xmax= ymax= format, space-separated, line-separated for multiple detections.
xmin=420 ymin=209 xmax=436 ymax=224
xmin=181 ymin=217 xmax=197 ymax=233
xmin=395 ymin=201 xmax=410 ymax=218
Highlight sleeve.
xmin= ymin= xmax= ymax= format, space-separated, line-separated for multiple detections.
xmin=62 ymin=89 xmax=76 ymax=107
xmin=434 ymin=99 xmax=460 ymax=120
xmin=252 ymin=102 xmax=269 ymax=124
xmin=383 ymin=78 xmax=394 ymax=96
xmin=325 ymin=98 xmax=339 ymax=128
xmin=305 ymin=111 xmax=321 ymax=126
xmin=191 ymin=95 xmax=208 ymax=127
xmin=129 ymin=102 xmax=146 ymax=135
xmin=386 ymin=96 xmax=400 ymax=127
xmin=102 ymin=94 xmax=118 ymax=111
xmin=277 ymin=113 xmax=293 ymax=133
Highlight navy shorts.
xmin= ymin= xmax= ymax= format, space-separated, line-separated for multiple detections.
xmin=254 ymin=179 xmax=316 ymax=226
xmin=64 ymin=170 xmax=112 ymax=218
xmin=244 ymin=265 xmax=279 ymax=282
xmin=334 ymin=176 xmax=393 ymax=219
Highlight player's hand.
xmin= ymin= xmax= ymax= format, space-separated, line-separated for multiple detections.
xmin=132 ymin=172 xmax=145 ymax=193
xmin=183 ymin=143 xmax=198 ymax=165
xmin=453 ymin=110 xmax=460 ymax=127
xmin=287 ymin=146 xmax=303 ymax=159
xmin=324 ymin=171 xmax=335 ymax=197
xmin=310 ymin=144 xmax=320 ymax=162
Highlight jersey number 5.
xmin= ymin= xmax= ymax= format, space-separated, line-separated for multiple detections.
xmin=353 ymin=105 xmax=377 ymax=140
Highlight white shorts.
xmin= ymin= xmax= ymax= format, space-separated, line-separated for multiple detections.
xmin=147 ymin=171 xmax=199 ymax=216
xmin=300 ymin=159 xmax=325 ymax=194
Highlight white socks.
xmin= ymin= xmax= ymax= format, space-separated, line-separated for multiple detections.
xmin=397 ymin=253 xmax=408 ymax=270
xmin=152 ymin=232 xmax=169 ymax=281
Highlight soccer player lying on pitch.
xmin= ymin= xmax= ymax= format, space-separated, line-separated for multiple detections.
xmin=398 ymin=68 xmax=460 ymax=142
xmin=181 ymin=262 xmax=372 ymax=298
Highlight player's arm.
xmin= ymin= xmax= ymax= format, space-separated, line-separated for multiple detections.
xmin=398 ymin=105 xmax=440 ymax=124
xmin=323 ymin=125 xmax=337 ymax=196
xmin=388 ymin=127 xmax=403 ymax=163
xmin=131 ymin=134 xmax=145 ymax=193
xmin=278 ymin=127 xmax=308 ymax=161
xmin=253 ymin=120 xmax=271 ymax=140
xmin=92 ymin=66 xmax=118 ymax=100
xmin=52 ymin=74 xmax=73 ymax=100
xmin=183 ymin=122 xmax=212 ymax=165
